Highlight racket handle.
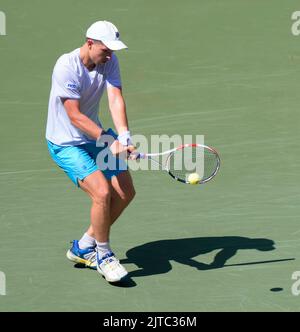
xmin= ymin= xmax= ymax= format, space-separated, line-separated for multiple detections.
xmin=137 ymin=152 xmax=146 ymax=159
xmin=130 ymin=152 xmax=145 ymax=160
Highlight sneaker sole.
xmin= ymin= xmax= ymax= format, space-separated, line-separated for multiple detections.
xmin=97 ymin=265 xmax=128 ymax=283
xmin=66 ymin=250 xmax=97 ymax=270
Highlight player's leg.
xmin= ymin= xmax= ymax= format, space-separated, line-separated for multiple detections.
xmin=66 ymin=170 xmax=111 ymax=269
xmin=46 ymin=142 xmax=107 ymax=269
xmin=80 ymin=171 xmax=135 ymax=282
xmin=78 ymin=170 xmax=111 ymax=243
xmin=78 ymin=170 xmax=128 ymax=282
xmin=85 ymin=170 xmax=135 ymax=235
xmin=83 ymin=144 xmax=135 ymax=236
xmin=60 ymin=141 xmax=131 ymax=281
xmin=110 ymin=170 xmax=136 ymax=224
xmin=83 ymin=170 xmax=135 ymax=274
xmin=81 ymin=170 xmax=135 ymax=268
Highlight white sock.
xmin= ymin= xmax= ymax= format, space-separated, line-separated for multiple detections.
xmin=96 ymin=241 xmax=111 ymax=258
xmin=78 ymin=233 xmax=96 ymax=249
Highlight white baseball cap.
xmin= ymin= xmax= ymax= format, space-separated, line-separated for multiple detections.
xmin=86 ymin=21 xmax=128 ymax=51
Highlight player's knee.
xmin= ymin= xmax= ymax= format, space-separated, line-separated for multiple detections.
xmin=92 ymin=187 xmax=111 ymax=205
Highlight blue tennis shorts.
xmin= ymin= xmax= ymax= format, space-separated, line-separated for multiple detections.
xmin=47 ymin=140 xmax=128 ymax=187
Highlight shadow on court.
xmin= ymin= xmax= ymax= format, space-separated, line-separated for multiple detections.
xmin=121 ymin=236 xmax=294 ymax=278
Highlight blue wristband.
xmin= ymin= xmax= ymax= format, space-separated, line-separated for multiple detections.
xmin=96 ymin=128 xmax=118 ymax=147
xmin=105 ymin=128 xmax=118 ymax=140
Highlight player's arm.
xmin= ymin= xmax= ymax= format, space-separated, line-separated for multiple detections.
xmin=107 ymin=86 xmax=135 ymax=156
xmin=107 ymin=85 xmax=129 ymax=135
xmin=105 ymin=53 xmax=134 ymax=151
xmin=63 ymin=99 xmax=103 ymax=140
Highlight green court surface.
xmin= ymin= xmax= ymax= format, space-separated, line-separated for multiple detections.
xmin=0 ymin=0 xmax=300 ymax=312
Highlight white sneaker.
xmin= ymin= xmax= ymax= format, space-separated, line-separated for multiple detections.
xmin=66 ymin=240 xmax=97 ymax=269
xmin=96 ymin=251 xmax=128 ymax=282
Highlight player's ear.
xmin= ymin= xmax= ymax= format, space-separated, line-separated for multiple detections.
xmin=86 ymin=38 xmax=94 ymax=48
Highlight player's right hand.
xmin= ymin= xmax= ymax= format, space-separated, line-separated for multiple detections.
xmin=127 ymin=147 xmax=140 ymax=160
xmin=109 ymin=139 xmax=131 ymax=158
xmin=126 ymin=145 xmax=139 ymax=160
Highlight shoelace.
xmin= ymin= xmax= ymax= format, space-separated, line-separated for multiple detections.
xmin=101 ymin=256 xmax=121 ymax=271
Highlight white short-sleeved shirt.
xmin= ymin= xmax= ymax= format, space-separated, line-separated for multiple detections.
xmin=46 ymin=48 xmax=122 ymax=146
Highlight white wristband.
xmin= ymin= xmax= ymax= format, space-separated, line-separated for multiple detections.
xmin=118 ymin=130 xmax=133 ymax=146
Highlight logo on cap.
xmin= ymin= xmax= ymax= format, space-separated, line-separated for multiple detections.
xmin=115 ymin=32 xmax=120 ymax=38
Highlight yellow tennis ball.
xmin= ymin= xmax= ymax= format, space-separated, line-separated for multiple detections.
xmin=188 ymin=173 xmax=201 ymax=184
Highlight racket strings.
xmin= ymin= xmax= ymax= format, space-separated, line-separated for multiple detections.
xmin=167 ymin=146 xmax=219 ymax=183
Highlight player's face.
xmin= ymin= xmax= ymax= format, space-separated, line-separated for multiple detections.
xmin=88 ymin=40 xmax=113 ymax=64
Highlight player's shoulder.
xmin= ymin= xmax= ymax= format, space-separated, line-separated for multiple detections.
xmin=54 ymin=48 xmax=81 ymax=74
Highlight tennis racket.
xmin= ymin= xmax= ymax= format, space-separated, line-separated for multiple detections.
xmin=131 ymin=143 xmax=220 ymax=184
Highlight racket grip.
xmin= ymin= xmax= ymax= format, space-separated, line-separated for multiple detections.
xmin=137 ymin=152 xmax=146 ymax=159
xmin=130 ymin=152 xmax=145 ymax=160
xmin=127 ymin=151 xmax=144 ymax=160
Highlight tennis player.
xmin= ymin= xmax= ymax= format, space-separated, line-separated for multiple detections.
xmin=46 ymin=21 xmax=136 ymax=283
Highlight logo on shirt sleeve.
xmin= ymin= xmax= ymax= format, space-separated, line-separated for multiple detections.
xmin=65 ymin=81 xmax=78 ymax=90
